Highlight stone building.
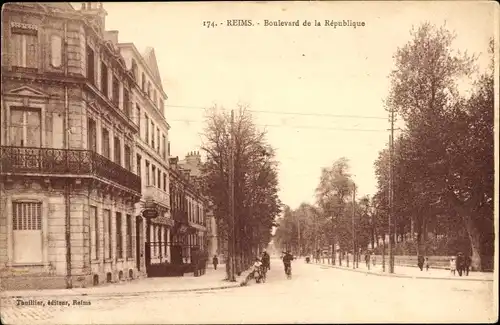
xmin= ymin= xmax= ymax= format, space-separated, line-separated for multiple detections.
xmin=178 ymin=151 xmax=220 ymax=259
xmin=117 ymin=42 xmax=173 ymax=273
xmin=0 ymin=2 xmax=142 ymax=290
xmin=168 ymin=156 xmax=207 ymax=265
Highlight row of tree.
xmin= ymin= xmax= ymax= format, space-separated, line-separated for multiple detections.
xmin=274 ymin=157 xmax=373 ymax=264
xmin=200 ymin=107 xmax=282 ymax=279
xmin=274 ymin=23 xmax=494 ymax=271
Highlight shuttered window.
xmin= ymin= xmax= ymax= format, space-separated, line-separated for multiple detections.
xmin=12 ymin=202 xmax=42 ymax=263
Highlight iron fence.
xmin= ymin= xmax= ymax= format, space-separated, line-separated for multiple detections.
xmin=0 ymin=146 xmax=141 ymax=193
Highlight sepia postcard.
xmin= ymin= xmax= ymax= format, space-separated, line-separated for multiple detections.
xmin=0 ymin=1 xmax=498 ymax=324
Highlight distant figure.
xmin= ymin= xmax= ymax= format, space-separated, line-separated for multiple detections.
xmin=212 ymin=255 xmax=218 ymax=270
xmin=456 ymin=252 xmax=465 ymax=276
xmin=417 ymin=255 xmax=424 ymax=271
xmin=425 ymin=257 xmax=430 ymax=271
xmin=464 ymin=254 xmax=471 ymax=276
xmin=371 ymin=254 xmax=376 ymax=266
xmin=261 ymin=250 xmax=270 ymax=271
xmin=450 ymin=257 xmax=456 ymax=275
xmin=365 ymin=252 xmax=371 ymax=270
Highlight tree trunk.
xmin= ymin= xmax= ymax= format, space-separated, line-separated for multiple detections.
xmin=461 ymin=214 xmax=482 ymax=271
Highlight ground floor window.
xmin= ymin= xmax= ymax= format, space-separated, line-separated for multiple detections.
xmin=12 ymin=201 xmax=42 ymax=263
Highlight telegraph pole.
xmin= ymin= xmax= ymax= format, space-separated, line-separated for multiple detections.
xmin=388 ymin=108 xmax=395 ymax=274
xmin=229 ymin=110 xmax=236 ymax=281
xmin=352 ymin=184 xmax=356 ymax=269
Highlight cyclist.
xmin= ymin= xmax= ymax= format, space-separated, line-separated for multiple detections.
xmin=282 ymin=251 xmax=294 ymax=278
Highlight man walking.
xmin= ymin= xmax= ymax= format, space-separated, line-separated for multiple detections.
xmin=212 ymin=255 xmax=219 ymax=270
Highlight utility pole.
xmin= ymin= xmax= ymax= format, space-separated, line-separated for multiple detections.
xmin=229 ymin=109 xmax=236 ymax=281
xmin=352 ymin=184 xmax=356 ymax=269
xmin=388 ymin=108 xmax=395 ymax=274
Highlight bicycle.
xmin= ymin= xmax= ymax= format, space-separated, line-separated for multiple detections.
xmin=285 ymin=264 xmax=292 ymax=279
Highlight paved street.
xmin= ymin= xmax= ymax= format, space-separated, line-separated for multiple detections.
xmin=1 ymin=258 xmax=496 ymax=324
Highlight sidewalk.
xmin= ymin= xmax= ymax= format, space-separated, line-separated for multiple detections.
xmin=313 ymin=260 xmax=494 ymax=281
xmin=0 ymin=265 xmax=251 ymax=299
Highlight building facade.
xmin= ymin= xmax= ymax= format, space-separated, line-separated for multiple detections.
xmin=178 ymin=151 xmax=220 ymax=259
xmin=169 ymin=156 xmax=207 ymax=265
xmin=0 ymin=2 xmax=143 ymax=290
xmin=117 ymin=42 xmax=173 ymax=272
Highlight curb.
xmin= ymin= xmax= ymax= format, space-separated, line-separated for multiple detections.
xmin=313 ymin=263 xmax=494 ymax=282
xmin=0 ymin=283 xmax=244 ymax=300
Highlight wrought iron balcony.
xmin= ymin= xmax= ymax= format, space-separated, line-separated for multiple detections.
xmin=0 ymin=146 xmax=141 ymax=193
xmin=144 ymin=185 xmax=170 ymax=208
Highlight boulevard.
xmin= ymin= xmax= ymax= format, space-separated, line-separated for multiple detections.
xmin=1 ymin=258 xmax=495 ymax=324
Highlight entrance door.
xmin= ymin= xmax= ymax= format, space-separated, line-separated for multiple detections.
xmin=135 ymin=217 xmax=142 ymax=271
xmin=171 ymin=245 xmax=182 ymax=264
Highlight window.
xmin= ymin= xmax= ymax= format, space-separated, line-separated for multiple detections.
xmin=145 ymin=161 xmax=150 ymax=186
xmin=11 ymin=26 xmax=38 ymax=69
xmin=163 ymin=173 xmax=167 ymax=192
xmin=136 ymin=105 xmax=141 ymax=131
xmin=167 ymin=141 xmax=171 ymax=156
xmin=50 ymin=35 xmax=62 ymax=68
xmin=152 ymin=165 xmax=156 ymax=187
xmin=101 ymin=62 xmax=108 ymax=97
xmin=147 ymin=82 xmax=151 ymax=97
xmin=102 ymin=128 xmax=110 ymax=159
xmin=87 ymin=118 xmax=97 ymax=152
xmin=153 ymin=224 xmax=157 ymax=256
xmin=124 ymin=144 xmax=131 ymax=171
xmin=141 ymin=73 xmax=146 ymax=92
xmin=86 ymin=45 xmax=95 ymax=84
xmin=116 ymin=212 xmax=123 ymax=259
xmin=162 ymin=135 xmax=166 ymax=159
xmin=123 ymin=89 xmax=130 ymax=118
xmin=112 ymin=75 xmax=120 ymax=107
xmin=12 ymin=201 xmax=42 ymax=263
xmin=151 ymin=122 xmax=155 ymax=148
xmin=160 ymin=99 xmax=164 ymax=113
xmin=136 ymin=154 xmax=142 ymax=177
xmin=90 ymin=206 xmax=98 ymax=260
xmin=145 ymin=114 xmax=149 ymax=143
xmin=157 ymin=169 xmax=161 ymax=189
xmin=10 ymin=107 xmax=41 ymax=147
xmin=126 ymin=214 xmax=132 ymax=258
xmin=114 ymin=136 xmax=121 ymax=165
xmin=156 ymin=127 xmax=160 ymax=152
xmin=104 ymin=209 xmax=111 ymax=259
xmin=154 ymin=90 xmax=157 ymax=106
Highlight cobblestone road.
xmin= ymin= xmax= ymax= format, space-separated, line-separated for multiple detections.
xmin=1 ymin=260 xmax=496 ymax=324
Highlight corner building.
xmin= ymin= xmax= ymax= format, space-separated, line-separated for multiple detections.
xmin=0 ymin=2 xmax=142 ymax=290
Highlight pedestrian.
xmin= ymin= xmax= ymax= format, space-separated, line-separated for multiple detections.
xmin=365 ymin=252 xmax=370 ymax=270
xmin=450 ymin=257 xmax=456 ymax=276
xmin=425 ymin=257 xmax=430 ymax=271
xmin=456 ymin=252 xmax=465 ymax=276
xmin=371 ymin=254 xmax=376 ymax=266
xmin=464 ymin=254 xmax=471 ymax=276
xmin=212 ymin=255 xmax=218 ymax=270
xmin=417 ymin=255 xmax=424 ymax=271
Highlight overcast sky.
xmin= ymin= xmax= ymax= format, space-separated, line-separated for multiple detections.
xmin=90 ymin=1 xmax=496 ymax=210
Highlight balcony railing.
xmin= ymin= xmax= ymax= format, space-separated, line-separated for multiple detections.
xmin=0 ymin=146 xmax=141 ymax=193
xmin=144 ymin=185 xmax=170 ymax=207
